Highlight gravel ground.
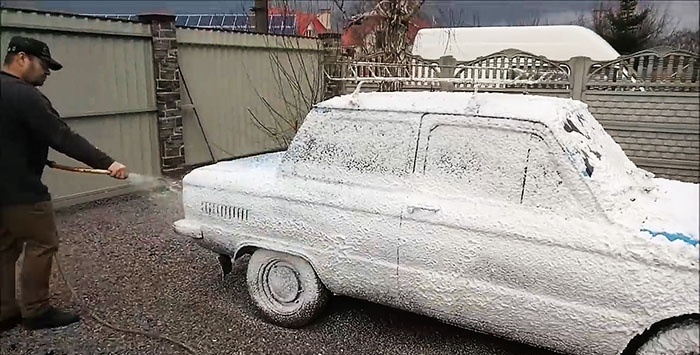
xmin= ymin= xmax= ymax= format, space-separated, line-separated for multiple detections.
xmin=1 ymin=180 xmax=562 ymax=355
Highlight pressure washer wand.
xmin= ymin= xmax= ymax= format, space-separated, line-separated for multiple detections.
xmin=46 ymin=160 xmax=111 ymax=175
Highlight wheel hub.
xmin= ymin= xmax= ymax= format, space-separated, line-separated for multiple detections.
xmin=266 ymin=263 xmax=301 ymax=303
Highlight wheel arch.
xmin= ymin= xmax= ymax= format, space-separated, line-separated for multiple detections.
xmin=233 ymin=243 xmax=333 ymax=292
xmin=234 ymin=244 xmax=258 ymax=260
xmin=620 ymin=313 xmax=700 ymax=355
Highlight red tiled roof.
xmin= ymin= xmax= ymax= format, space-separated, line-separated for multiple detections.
xmin=296 ymin=12 xmax=329 ymax=35
xmin=268 ymin=7 xmax=329 ymax=36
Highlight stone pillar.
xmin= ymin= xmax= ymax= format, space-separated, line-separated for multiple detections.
xmin=438 ymin=55 xmax=457 ymax=92
xmin=138 ymin=12 xmax=185 ymax=174
xmin=568 ymin=56 xmax=593 ymax=101
xmin=319 ymin=32 xmax=344 ymax=99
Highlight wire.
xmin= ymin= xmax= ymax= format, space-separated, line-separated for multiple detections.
xmin=53 ymin=254 xmax=199 ymax=354
xmin=178 ymin=64 xmax=217 ymax=164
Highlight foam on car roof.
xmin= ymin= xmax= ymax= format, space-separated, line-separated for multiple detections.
xmin=315 ymin=91 xmax=588 ymax=128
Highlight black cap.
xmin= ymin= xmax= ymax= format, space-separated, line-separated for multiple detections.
xmin=6 ymin=36 xmax=63 ymax=71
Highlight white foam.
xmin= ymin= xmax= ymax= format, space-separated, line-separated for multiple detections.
xmin=178 ymin=91 xmax=700 ymax=355
xmin=126 ymin=173 xmax=158 ymax=186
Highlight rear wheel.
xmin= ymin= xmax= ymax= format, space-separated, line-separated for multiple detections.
xmin=631 ymin=318 xmax=699 ymax=355
xmin=245 ymin=249 xmax=330 ymax=328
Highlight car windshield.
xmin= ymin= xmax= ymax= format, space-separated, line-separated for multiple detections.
xmin=555 ymin=108 xmax=655 ymax=209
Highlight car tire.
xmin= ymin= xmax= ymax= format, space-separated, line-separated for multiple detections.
xmin=631 ymin=317 xmax=699 ymax=355
xmin=246 ymin=249 xmax=330 ymax=328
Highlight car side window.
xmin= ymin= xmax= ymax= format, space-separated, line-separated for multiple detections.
xmin=521 ymin=134 xmax=585 ymax=214
xmin=422 ymin=124 xmax=531 ymax=204
xmin=284 ymin=109 xmax=418 ymax=182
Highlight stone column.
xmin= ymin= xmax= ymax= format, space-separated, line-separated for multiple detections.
xmin=138 ymin=12 xmax=185 ymax=175
xmin=567 ymin=56 xmax=594 ymax=101
xmin=438 ymin=55 xmax=457 ymax=92
xmin=319 ymin=32 xmax=344 ymax=99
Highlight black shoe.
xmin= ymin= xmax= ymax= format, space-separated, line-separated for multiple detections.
xmin=0 ymin=314 xmax=22 ymax=332
xmin=22 ymin=307 xmax=80 ymax=330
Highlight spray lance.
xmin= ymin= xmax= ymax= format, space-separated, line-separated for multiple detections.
xmin=46 ymin=160 xmax=112 ymax=175
xmin=46 ymin=160 xmax=181 ymax=197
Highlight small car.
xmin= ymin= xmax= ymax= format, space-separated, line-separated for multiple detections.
xmin=173 ymin=91 xmax=699 ymax=355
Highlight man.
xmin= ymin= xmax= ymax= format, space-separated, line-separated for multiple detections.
xmin=0 ymin=36 xmax=129 ymax=332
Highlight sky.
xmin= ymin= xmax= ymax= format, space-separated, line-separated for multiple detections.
xmin=1 ymin=0 xmax=698 ymax=31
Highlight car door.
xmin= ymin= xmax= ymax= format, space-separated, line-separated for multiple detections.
xmin=280 ymin=107 xmax=422 ymax=306
xmin=397 ymin=113 xmax=535 ymax=332
xmin=397 ymin=113 xmax=638 ymax=352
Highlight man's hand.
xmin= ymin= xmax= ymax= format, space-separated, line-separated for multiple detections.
xmin=108 ymin=161 xmax=129 ymax=180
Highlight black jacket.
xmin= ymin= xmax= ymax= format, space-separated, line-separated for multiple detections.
xmin=0 ymin=71 xmax=114 ymax=206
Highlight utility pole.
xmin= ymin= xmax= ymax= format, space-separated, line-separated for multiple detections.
xmin=253 ymin=0 xmax=269 ymax=34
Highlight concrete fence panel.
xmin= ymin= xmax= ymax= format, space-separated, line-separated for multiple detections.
xmin=584 ymin=47 xmax=700 ymax=182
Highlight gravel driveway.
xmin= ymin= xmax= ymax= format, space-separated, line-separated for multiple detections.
xmin=1 ymin=181 xmax=562 ymax=355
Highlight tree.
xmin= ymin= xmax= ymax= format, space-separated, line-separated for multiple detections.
xmin=591 ymin=0 xmax=672 ymax=54
xmin=333 ymin=0 xmax=426 ymax=62
xmin=663 ymin=30 xmax=700 ymax=54
xmin=332 ymin=0 xmax=427 ymax=91
xmin=245 ymin=0 xmax=326 ymax=148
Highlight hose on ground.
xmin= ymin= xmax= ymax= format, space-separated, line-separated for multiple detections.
xmin=53 ymin=254 xmax=199 ymax=354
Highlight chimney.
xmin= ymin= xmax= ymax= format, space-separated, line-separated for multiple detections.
xmin=318 ymin=8 xmax=331 ymax=31
xmin=252 ymin=0 xmax=269 ymax=34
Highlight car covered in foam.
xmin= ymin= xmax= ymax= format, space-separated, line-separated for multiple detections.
xmin=173 ymin=91 xmax=699 ymax=355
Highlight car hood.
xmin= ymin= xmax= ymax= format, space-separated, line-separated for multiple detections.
xmin=635 ymin=178 xmax=699 ymax=250
xmin=182 ymin=151 xmax=285 ymax=190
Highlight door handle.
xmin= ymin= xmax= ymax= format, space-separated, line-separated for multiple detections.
xmin=407 ymin=205 xmax=440 ymax=213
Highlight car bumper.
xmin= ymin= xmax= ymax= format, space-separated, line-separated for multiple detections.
xmin=173 ymin=219 xmax=203 ymax=239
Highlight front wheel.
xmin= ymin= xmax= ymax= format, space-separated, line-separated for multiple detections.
xmin=632 ymin=318 xmax=699 ymax=355
xmin=245 ymin=249 xmax=330 ymax=328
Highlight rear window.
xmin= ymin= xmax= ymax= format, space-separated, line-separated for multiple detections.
xmin=284 ymin=108 xmax=419 ymax=182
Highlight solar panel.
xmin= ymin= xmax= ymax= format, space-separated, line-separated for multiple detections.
xmin=270 ymin=15 xmax=284 ymax=27
xmin=200 ymin=15 xmax=213 ymax=26
xmin=186 ymin=15 xmax=201 ymax=26
xmin=268 ymin=14 xmax=296 ymax=35
xmin=212 ymin=15 xmax=225 ymax=26
xmin=222 ymin=15 xmax=235 ymax=26
xmin=86 ymin=14 xmax=139 ymax=21
xmin=233 ymin=15 xmax=249 ymax=30
xmin=88 ymin=13 xmax=299 ymax=35
xmin=233 ymin=15 xmax=250 ymax=31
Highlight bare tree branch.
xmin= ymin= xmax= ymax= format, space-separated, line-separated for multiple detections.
xmin=241 ymin=0 xmax=326 ymax=148
xmin=333 ymin=0 xmax=350 ymax=23
xmin=435 ymin=7 xmax=471 ymax=27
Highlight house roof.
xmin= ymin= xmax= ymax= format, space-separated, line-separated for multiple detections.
xmin=269 ymin=7 xmax=329 ymax=36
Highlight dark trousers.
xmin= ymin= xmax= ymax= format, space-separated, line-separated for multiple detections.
xmin=0 ymin=201 xmax=59 ymax=321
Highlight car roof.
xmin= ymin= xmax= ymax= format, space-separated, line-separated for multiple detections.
xmin=315 ymin=91 xmax=588 ymax=128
